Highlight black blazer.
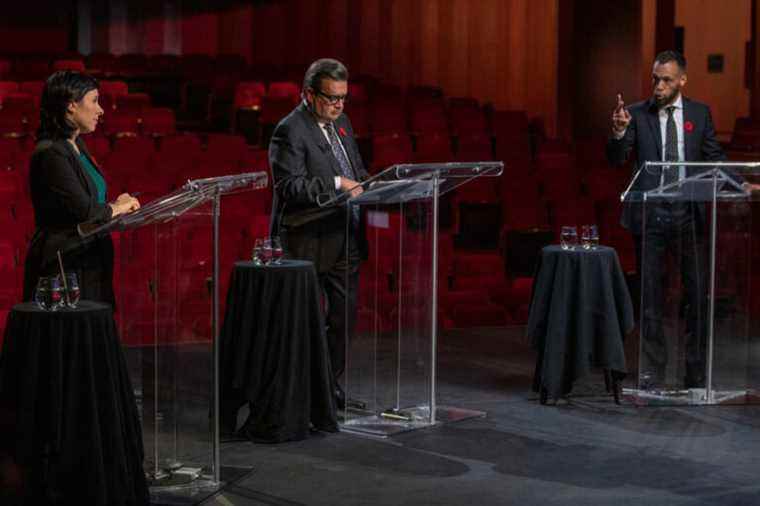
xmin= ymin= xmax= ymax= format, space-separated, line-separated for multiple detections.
xmin=606 ymin=97 xmax=726 ymax=234
xmin=22 ymin=137 xmax=115 ymax=302
xmin=269 ymin=103 xmax=369 ymax=273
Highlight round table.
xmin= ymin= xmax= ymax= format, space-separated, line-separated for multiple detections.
xmin=526 ymin=245 xmax=635 ymax=403
xmin=220 ymin=260 xmax=338 ymax=443
xmin=0 ymin=301 xmax=149 ymax=505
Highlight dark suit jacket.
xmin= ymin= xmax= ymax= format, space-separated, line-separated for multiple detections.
xmin=606 ymin=97 xmax=726 ymax=235
xmin=269 ymin=103 xmax=369 ymax=273
xmin=23 ymin=137 xmax=115 ymax=302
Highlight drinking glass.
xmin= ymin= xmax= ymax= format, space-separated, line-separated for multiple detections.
xmin=271 ymin=237 xmax=284 ymax=265
xmin=581 ymin=224 xmax=599 ymax=250
xmin=64 ymin=272 xmax=81 ymax=308
xmin=252 ymin=238 xmax=264 ymax=266
xmin=261 ymin=238 xmax=274 ymax=265
xmin=34 ymin=276 xmax=64 ymax=311
xmin=560 ymin=226 xmax=578 ymax=250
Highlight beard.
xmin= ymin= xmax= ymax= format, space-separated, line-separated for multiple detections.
xmin=654 ymin=87 xmax=680 ymax=108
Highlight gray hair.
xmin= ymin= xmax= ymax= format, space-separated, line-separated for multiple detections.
xmin=303 ymin=58 xmax=348 ymax=93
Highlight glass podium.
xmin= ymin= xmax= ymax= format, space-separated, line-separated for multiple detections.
xmin=621 ymin=161 xmax=760 ymax=405
xmin=82 ymin=172 xmax=267 ymax=493
xmin=320 ymin=162 xmax=502 ymax=436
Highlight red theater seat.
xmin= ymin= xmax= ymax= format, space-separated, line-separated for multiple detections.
xmin=102 ymin=110 xmax=140 ymax=137
xmin=456 ymin=133 xmax=493 ymax=162
xmin=585 ymin=167 xmax=627 ymax=201
xmin=267 ymin=81 xmax=300 ymax=100
xmin=234 ymin=81 xmax=266 ymax=111
xmin=407 ymin=85 xmax=443 ymax=103
xmin=0 ymin=109 xmax=29 ymax=138
xmin=549 ymin=199 xmax=597 ymax=240
xmin=414 ymin=133 xmax=453 ymax=163
xmin=52 ymin=60 xmax=86 ymax=72
xmin=409 ymin=100 xmax=448 ymax=135
xmin=348 ymin=82 xmax=368 ymax=104
xmin=18 ymin=81 xmax=44 ymax=98
xmin=2 ymin=93 xmax=36 ymax=114
xmin=12 ymin=60 xmax=49 ymax=80
xmin=86 ymin=53 xmax=118 ymax=75
xmin=371 ymin=133 xmax=413 ymax=173
xmin=449 ymin=98 xmax=488 ymax=135
xmin=85 ymin=135 xmax=111 ymax=164
xmin=158 ymin=134 xmax=203 ymax=182
xmin=141 ymin=108 xmax=176 ymax=137
xmin=115 ymin=54 xmax=148 ymax=77
xmin=259 ymin=96 xmax=298 ymax=128
xmin=0 ymin=81 xmax=19 ymax=105
xmin=343 ymin=102 xmax=370 ymax=138
xmin=206 ymin=134 xmax=248 ymax=165
xmin=0 ymin=138 xmax=21 ymax=169
xmin=535 ymin=150 xmax=580 ymax=201
xmin=371 ymin=101 xmax=406 ymax=135
xmin=491 ymin=110 xmax=529 ymax=138
xmin=99 ymin=80 xmax=129 ymax=99
xmin=492 ymin=110 xmax=531 ymax=161
xmin=115 ymin=93 xmax=151 ymax=113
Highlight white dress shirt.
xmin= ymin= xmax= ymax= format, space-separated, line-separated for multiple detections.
xmin=316 ymin=120 xmax=351 ymax=190
xmin=615 ymin=93 xmax=686 ymax=179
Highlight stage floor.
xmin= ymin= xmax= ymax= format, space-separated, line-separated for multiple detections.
xmin=143 ymin=326 xmax=760 ymax=506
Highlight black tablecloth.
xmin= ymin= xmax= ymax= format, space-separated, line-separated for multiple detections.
xmin=0 ymin=301 xmax=148 ymax=505
xmin=526 ymin=246 xmax=635 ymax=400
xmin=220 ymin=260 xmax=338 ymax=443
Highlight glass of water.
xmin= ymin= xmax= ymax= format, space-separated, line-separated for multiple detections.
xmin=261 ymin=238 xmax=274 ymax=265
xmin=34 ymin=276 xmax=64 ymax=311
xmin=65 ymin=272 xmax=81 ymax=308
xmin=271 ymin=236 xmax=284 ymax=265
xmin=560 ymin=226 xmax=578 ymax=250
xmin=581 ymin=225 xmax=599 ymax=250
xmin=252 ymin=238 xmax=264 ymax=266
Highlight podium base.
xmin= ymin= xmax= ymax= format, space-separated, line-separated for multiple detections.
xmin=622 ymin=387 xmax=760 ymax=406
xmin=339 ymin=405 xmax=485 ymax=438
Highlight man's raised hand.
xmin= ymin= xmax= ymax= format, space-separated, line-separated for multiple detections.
xmin=612 ymin=93 xmax=631 ymax=134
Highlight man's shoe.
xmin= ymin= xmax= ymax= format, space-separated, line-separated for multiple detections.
xmin=684 ymin=375 xmax=705 ymax=389
xmin=334 ymin=384 xmax=346 ymax=410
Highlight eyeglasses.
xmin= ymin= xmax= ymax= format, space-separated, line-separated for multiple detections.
xmin=314 ymin=89 xmax=349 ymax=105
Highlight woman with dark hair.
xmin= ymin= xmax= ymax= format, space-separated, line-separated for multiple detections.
xmin=22 ymin=70 xmax=140 ymax=305
xmin=9 ymin=71 xmax=149 ymax=504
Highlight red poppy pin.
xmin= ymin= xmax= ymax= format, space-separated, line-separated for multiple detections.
xmin=684 ymin=121 xmax=694 ymax=133
xmin=338 ymin=127 xmax=347 ymax=137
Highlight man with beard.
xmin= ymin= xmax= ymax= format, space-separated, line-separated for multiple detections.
xmin=606 ymin=50 xmax=725 ymax=389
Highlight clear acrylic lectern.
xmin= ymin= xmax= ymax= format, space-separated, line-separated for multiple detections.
xmin=82 ymin=172 xmax=267 ymax=491
xmin=621 ymin=161 xmax=760 ymax=405
xmin=319 ymin=162 xmax=502 ymax=436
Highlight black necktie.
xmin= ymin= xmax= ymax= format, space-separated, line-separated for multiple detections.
xmin=664 ymin=105 xmax=679 ymax=184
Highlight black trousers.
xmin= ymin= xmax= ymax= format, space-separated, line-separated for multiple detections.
xmin=634 ymin=205 xmax=708 ymax=382
xmin=320 ymin=234 xmax=361 ymax=380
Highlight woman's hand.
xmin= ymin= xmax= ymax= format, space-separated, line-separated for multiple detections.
xmin=109 ymin=193 xmax=141 ymax=217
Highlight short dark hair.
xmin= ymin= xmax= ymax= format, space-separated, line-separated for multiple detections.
xmin=654 ymin=50 xmax=687 ymax=72
xmin=303 ymin=58 xmax=348 ymax=93
xmin=37 ymin=71 xmax=99 ymax=140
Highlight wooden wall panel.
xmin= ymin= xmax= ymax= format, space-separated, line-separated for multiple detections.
xmin=219 ymin=4 xmax=254 ymax=61
xmin=418 ymin=0 xmax=440 ymax=86
xmin=73 ymin=0 xmax=562 ymax=136
xmin=676 ymin=0 xmax=751 ymax=134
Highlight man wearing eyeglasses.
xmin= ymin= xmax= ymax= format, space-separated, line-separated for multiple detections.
xmin=270 ymin=58 xmax=368 ymax=411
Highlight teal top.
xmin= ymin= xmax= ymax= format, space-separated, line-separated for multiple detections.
xmin=79 ymin=152 xmax=107 ymax=204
